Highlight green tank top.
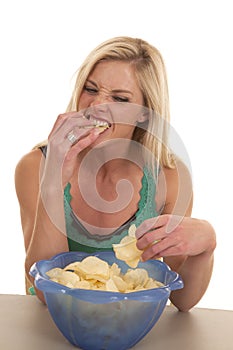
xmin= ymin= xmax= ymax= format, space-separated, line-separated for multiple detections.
xmin=64 ymin=167 xmax=159 ymax=253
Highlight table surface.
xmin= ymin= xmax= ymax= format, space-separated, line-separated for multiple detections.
xmin=1 ymin=294 xmax=233 ymax=350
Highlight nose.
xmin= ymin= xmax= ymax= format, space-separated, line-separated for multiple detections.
xmin=88 ymin=103 xmax=109 ymax=118
xmin=89 ymin=95 xmax=111 ymax=117
xmin=90 ymin=91 xmax=111 ymax=106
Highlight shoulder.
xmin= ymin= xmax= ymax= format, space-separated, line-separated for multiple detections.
xmin=15 ymin=148 xmax=43 ymax=179
xmin=163 ymin=157 xmax=191 ymax=189
xmin=159 ymin=157 xmax=193 ymax=216
xmin=15 ymin=148 xmax=43 ymax=202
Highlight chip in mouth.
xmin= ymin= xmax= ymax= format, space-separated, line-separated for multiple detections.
xmin=79 ymin=118 xmax=111 ymax=131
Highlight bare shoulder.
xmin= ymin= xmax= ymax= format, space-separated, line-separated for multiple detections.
xmin=15 ymin=148 xmax=42 ymax=171
xmin=163 ymin=157 xmax=192 ymax=188
xmin=15 ymin=148 xmax=42 ymax=182
xmin=15 ymin=148 xmax=43 ymax=204
xmin=159 ymin=157 xmax=193 ymax=216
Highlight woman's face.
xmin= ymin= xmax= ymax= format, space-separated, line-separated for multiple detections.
xmin=78 ymin=60 xmax=145 ymax=141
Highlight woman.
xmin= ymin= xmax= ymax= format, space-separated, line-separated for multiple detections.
xmin=15 ymin=36 xmax=216 ymax=310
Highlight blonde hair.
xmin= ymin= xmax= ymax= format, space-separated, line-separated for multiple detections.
xmin=35 ymin=36 xmax=174 ymax=172
xmin=66 ymin=36 xmax=174 ymax=174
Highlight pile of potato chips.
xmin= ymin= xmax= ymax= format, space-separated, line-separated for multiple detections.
xmin=46 ymin=255 xmax=163 ymax=293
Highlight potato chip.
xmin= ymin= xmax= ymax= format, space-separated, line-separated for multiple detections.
xmin=109 ymin=263 xmax=121 ymax=277
xmin=75 ymin=256 xmax=110 ymax=280
xmin=123 ymin=256 xmax=141 ymax=269
xmin=144 ymin=278 xmax=164 ymax=289
xmin=64 ymin=262 xmax=81 ymax=272
xmin=112 ymin=275 xmax=128 ymax=292
xmin=46 ymin=267 xmax=64 ymax=279
xmin=60 ymin=271 xmax=80 ymax=286
xmin=84 ymin=274 xmax=108 ymax=283
xmin=74 ymin=280 xmax=91 ymax=290
xmin=128 ymin=224 xmax=137 ymax=237
xmin=112 ymin=224 xmax=143 ymax=268
xmin=91 ymin=280 xmax=106 ymax=291
xmin=105 ymin=278 xmax=119 ymax=292
xmin=123 ymin=269 xmax=149 ymax=289
xmin=47 ymin=269 xmax=80 ymax=287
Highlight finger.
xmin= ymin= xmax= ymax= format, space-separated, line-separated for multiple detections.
xmin=166 ymin=215 xmax=183 ymax=234
xmin=49 ymin=111 xmax=88 ymax=141
xmin=136 ymin=226 xmax=169 ymax=250
xmin=145 ymin=244 xmax=186 ymax=260
xmin=65 ymin=128 xmax=102 ymax=160
xmin=49 ymin=112 xmax=79 ymax=139
xmin=135 ymin=215 xmax=170 ymax=239
xmin=51 ymin=118 xmax=94 ymax=148
xmin=141 ymin=238 xmax=179 ymax=261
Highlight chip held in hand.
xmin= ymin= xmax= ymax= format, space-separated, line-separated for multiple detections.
xmin=112 ymin=224 xmax=143 ymax=268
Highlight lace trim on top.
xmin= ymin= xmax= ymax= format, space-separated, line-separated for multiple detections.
xmin=38 ymin=146 xmax=159 ymax=252
xmin=64 ymin=167 xmax=159 ymax=251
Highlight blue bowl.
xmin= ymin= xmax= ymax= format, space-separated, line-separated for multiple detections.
xmin=30 ymin=251 xmax=183 ymax=350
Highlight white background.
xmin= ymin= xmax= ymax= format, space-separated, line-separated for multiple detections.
xmin=0 ymin=0 xmax=232 ymax=310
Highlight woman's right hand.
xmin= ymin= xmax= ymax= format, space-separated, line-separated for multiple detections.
xmin=42 ymin=111 xmax=102 ymax=188
xmin=37 ymin=111 xmax=102 ymax=234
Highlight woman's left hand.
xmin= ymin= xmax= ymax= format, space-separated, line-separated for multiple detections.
xmin=136 ymin=214 xmax=216 ymax=261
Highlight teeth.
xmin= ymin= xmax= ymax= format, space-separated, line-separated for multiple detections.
xmin=93 ymin=120 xmax=109 ymax=127
xmin=85 ymin=114 xmax=109 ymax=127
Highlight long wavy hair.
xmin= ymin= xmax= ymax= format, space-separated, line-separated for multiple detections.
xmin=67 ymin=36 xmax=174 ymax=174
xmin=36 ymin=36 xmax=174 ymax=175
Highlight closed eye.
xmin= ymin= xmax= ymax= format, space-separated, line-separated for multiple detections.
xmin=83 ymin=85 xmax=98 ymax=94
xmin=112 ymin=96 xmax=129 ymax=102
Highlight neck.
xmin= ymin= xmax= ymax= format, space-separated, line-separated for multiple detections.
xmin=77 ymin=138 xmax=144 ymax=173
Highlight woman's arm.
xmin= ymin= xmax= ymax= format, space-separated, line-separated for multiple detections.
xmin=168 ymin=221 xmax=215 ymax=312
xmin=15 ymin=112 xmax=104 ymax=302
xmin=15 ymin=149 xmax=68 ymax=302
xmin=136 ymin=160 xmax=216 ymax=311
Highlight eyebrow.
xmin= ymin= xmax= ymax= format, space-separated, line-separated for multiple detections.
xmin=86 ymin=79 xmax=133 ymax=95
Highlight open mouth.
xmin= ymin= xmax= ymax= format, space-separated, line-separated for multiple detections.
xmin=81 ymin=113 xmax=111 ymax=130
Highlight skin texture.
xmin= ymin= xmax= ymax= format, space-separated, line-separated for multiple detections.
xmin=15 ymin=60 xmax=216 ymax=309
